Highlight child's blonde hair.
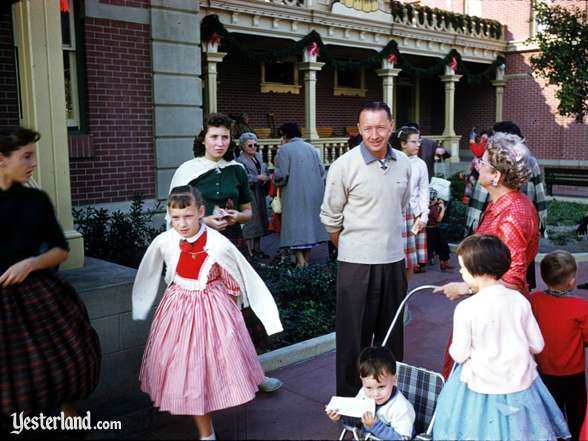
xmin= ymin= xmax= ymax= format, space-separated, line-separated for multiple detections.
xmin=540 ymin=250 xmax=577 ymax=287
xmin=168 ymin=185 xmax=204 ymax=209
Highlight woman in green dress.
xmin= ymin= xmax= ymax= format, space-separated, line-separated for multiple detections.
xmin=169 ymin=113 xmax=252 ymax=247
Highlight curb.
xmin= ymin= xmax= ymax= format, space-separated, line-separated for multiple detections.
xmin=260 ymin=332 xmax=336 ymax=373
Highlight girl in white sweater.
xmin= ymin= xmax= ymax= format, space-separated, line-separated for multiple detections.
xmin=433 ymin=235 xmax=569 ymax=440
xmin=132 ymin=185 xmax=282 ymax=440
xmin=396 ymin=126 xmax=429 ymax=274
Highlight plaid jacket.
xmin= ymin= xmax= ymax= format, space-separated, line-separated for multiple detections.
xmin=464 ymin=156 xmax=547 ymax=235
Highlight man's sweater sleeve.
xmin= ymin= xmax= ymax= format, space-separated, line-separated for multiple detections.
xmin=320 ymin=160 xmax=346 ymax=233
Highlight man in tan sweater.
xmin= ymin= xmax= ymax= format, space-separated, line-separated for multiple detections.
xmin=321 ymin=101 xmax=411 ymax=397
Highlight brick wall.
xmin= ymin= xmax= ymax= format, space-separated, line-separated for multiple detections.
xmin=454 ymin=78 xmax=496 ymax=150
xmin=69 ymin=16 xmax=154 ymax=205
xmin=503 ymin=52 xmax=588 ymax=161
xmin=0 ymin=11 xmax=19 ymax=129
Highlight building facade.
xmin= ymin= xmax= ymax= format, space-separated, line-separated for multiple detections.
xmin=1 ymin=0 xmax=586 ymax=213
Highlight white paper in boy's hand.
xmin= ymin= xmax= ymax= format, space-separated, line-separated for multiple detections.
xmin=325 ymin=396 xmax=375 ymax=418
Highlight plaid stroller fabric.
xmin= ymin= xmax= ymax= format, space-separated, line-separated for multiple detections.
xmin=396 ymin=362 xmax=445 ymax=435
xmin=0 ymin=271 xmax=101 ymax=420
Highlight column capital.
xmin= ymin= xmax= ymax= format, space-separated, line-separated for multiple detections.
xmin=297 ymin=61 xmax=325 ymax=72
xmin=491 ymin=79 xmax=507 ymax=88
xmin=376 ymin=67 xmax=402 ymax=78
xmin=440 ymin=74 xmax=462 ymax=83
xmin=205 ymin=51 xmax=227 ymax=64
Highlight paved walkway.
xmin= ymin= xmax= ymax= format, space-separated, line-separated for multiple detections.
xmin=83 ymin=234 xmax=588 ymax=440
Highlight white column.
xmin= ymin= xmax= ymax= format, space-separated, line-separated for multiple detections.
xmin=376 ymin=59 xmax=401 ymax=111
xmin=298 ymin=51 xmax=324 ymax=141
xmin=491 ymin=64 xmax=507 ymax=122
xmin=440 ymin=65 xmax=462 ymax=162
xmin=203 ymin=42 xmax=226 ymax=114
xmin=12 ymin=0 xmax=84 ymax=269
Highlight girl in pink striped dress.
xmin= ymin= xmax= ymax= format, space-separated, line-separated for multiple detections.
xmin=132 ymin=185 xmax=283 ymax=440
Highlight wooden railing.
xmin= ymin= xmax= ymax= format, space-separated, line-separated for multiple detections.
xmin=257 ymin=137 xmax=350 ymax=169
xmin=257 ymin=135 xmax=450 ymax=169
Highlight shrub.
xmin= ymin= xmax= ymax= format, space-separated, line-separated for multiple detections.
xmin=546 ymin=200 xmax=588 ymax=226
xmin=73 ymin=194 xmax=164 ymax=268
xmin=440 ymin=199 xmax=467 ymax=243
xmin=252 ymin=260 xmax=337 ymax=351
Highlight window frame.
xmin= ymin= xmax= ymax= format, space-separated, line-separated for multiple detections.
xmin=334 ymin=66 xmax=367 ymax=97
xmin=260 ymin=60 xmax=301 ymax=95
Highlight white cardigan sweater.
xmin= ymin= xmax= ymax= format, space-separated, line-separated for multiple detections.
xmin=132 ymin=226 xmax=283 ymax=336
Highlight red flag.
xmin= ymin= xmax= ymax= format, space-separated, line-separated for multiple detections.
xmin=60 ymin=0 xmax=69 ymax=13
xmin=387 ymin=53 xmax=397 ymax=65
xmin=449 ymin=56 xmax=458 ymax=72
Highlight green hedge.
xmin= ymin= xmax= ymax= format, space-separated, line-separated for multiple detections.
xmin=253 ymin=260 xmax=337 ymax=351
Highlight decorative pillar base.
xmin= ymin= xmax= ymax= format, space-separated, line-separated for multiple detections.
xmin=63 ymin=231 xmax=85 ymax=269
xmin=439 ymin=135 xmax=462 ymax=163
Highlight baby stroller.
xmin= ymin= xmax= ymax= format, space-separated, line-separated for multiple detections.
xmin=339 ymin=285 xmax=445 ymax=441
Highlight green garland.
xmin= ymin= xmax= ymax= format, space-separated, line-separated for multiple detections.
xmin=202 ymin=14 xmax=505 ymax=84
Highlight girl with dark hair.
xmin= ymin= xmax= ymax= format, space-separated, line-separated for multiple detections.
xmin=0 ymin=127 xmax=100 ymax=426
xmin=433 ymin=235 xmax=569 ymax=441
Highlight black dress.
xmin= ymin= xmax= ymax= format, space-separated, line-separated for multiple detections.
xmin=0 ymin=184 xmax=101 ymax=424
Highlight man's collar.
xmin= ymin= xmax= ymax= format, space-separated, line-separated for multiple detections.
xmin=360 ymin=143 xmax=397 ymax=164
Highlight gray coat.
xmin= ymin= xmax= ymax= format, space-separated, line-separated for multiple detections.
xmin=274 ymin=137 xmax=328 ymax=248
xmin=236 ymin=152 xmax=269 ymax=239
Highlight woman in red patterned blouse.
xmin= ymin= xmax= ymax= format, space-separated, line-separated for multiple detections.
xmin=435 ymin=132 xmax=540 ymax=377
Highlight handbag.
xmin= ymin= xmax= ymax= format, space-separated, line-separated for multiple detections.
xmin=430 ymin=176 xmax=451 ymax=201
xmin=271 ymin=188 xmax=282 ymax=214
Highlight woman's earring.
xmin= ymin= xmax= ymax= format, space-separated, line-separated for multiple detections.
xmin=491 ymin=178 xmax=498 ymax=187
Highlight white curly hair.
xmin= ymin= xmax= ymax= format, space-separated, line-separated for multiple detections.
xmin=486 ymin=132 xmax=532 ymax=189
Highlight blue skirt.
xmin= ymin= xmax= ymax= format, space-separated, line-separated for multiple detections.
xmin=433 ymin=364 xmax=570 ymax=441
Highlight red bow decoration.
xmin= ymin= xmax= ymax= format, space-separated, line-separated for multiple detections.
xmin=60 ymin=0 xmax=69 ymax=13
xmin=308 ymin=41 xmax=320 ymax=57
xmin=387 ymin=53 xmax=397 ymax=65
xmin=449 ymin=56 xmax=458 ymax=73
xmin=208 ymin=32 xmax=222 ymax=46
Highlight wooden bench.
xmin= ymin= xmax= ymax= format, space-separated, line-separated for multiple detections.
xmin=544 ymin=167 xmax=588 ymax=195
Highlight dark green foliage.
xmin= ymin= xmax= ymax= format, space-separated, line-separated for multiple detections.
xmin=546 ymin=200 xmax=588 ymax=226
xmin=448 ymin=171 xmax=466 ymax=201
xmin=440 ymin=200 xmax=467 ymax=243
xmin=73 ymin=194 xmax=165 ymax=268
xmin=252 ymin=260 xmax=337 ymax=351
xmin=528 ymin=3 xmax=588 ymax=122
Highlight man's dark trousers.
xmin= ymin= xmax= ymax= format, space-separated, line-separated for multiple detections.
xmin=335 ymin=260 xmax=407 ymax=397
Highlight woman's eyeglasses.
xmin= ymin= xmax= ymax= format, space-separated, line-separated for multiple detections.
xmin=475 ymin=158 xmax=496 ymax=171
xmin=246 ymin=143 xmax=259 ymax=148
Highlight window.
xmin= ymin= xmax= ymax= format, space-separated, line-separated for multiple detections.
xmin=334 ymin=67 xmax=366 ymax=97
xmin=260 ymin=60 xmax=301 ymax=94
xmin=61 ymin=0 xmax=87 ymax=131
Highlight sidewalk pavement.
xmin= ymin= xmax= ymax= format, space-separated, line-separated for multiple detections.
xmin=83 ymin=234 xmax=588 ymax=440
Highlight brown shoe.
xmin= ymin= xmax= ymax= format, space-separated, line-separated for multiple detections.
xmin=440 ymin=260 xmax=453 ymax=271
xmin=413 ymin=265 xmax=426 ymax=274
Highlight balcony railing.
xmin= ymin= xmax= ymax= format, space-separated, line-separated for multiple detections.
xmin=257 ymin=0 xmax=504 ymax=41
xmin=257 ymin=135 xmax=451 ymax=169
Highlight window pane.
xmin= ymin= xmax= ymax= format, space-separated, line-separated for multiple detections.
xmin=61 ymin=8 xmax=71 ymax=47
xmin=63 ymin=53 xmax=74 ymax=121
xmin=266 ymin=62 xmax=295 ymax=84
xmin=337 ymin=69 xmax=361 ymax=89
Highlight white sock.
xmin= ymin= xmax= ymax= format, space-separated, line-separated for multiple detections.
xmin=201 ymin=423 xmax=216 ymax=440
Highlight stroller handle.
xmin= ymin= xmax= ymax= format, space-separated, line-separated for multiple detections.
xmin=382 ymin=285 xmax=440 ymax=347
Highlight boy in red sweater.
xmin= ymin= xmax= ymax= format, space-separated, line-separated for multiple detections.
xmin=530 ymin=250 xmax=588 ymax=441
